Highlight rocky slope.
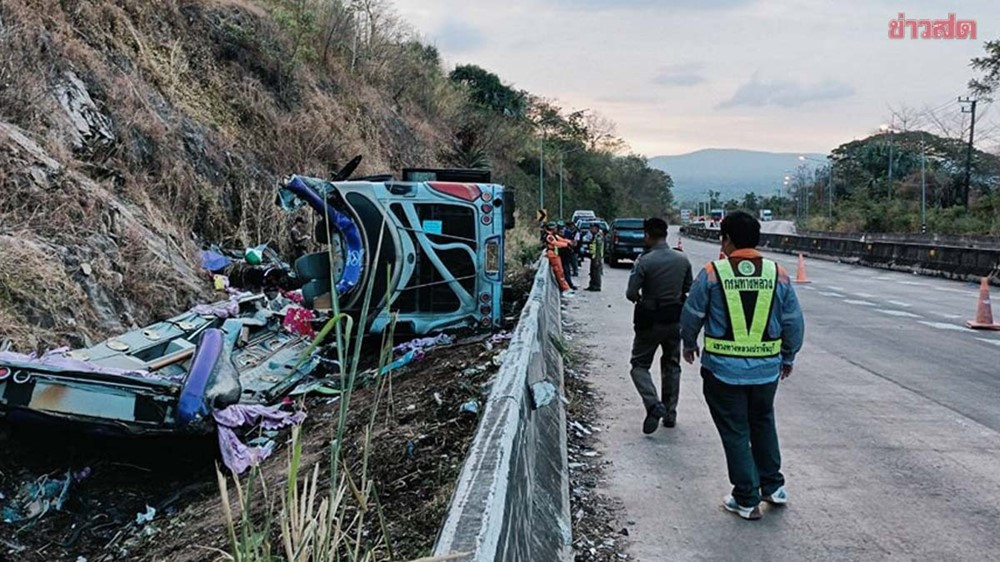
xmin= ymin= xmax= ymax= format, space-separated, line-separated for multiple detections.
xmin=0 ymin=0 xmax=452 ymax=350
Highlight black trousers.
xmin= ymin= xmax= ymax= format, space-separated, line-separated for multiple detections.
xmin=702 ymin=369 xmax=784 ymax=507
xmin=629 ymin=323 xmax=682 ymax=418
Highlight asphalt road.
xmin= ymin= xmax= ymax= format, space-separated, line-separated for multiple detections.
xmin=565 ymin=229 xmax=1000 ymax=561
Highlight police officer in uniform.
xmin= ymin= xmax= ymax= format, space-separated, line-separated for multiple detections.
xmin=626 ymin=217 xmax=692 ymax=433
xmin=681 ymin=211 xmax=804 ymax=520
xmin=585 ymin=223 xmax=605 ymax=291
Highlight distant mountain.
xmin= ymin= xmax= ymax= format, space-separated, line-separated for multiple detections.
xmin=648 ymin=149 xmax=827 ymax=206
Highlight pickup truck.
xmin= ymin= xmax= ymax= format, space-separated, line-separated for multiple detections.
xmin=606 ymin=218 xmax=646 ymax=267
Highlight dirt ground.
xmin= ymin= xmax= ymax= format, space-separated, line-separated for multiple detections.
xmin=0 ymin=333 xmax=509 ymax=562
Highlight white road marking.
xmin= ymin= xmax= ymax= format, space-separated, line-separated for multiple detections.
xmin=875 ymin=309 xmax=923 ymax=319
xmin=936 ymin=313 xmax=965 ymax=320
xmin=976 ymin=338 xmax=1000 ymax=347
xmin=919 ymin=321 xmax=967 ymax=332
xmin=819 ymin=291 xmax=846 ymax=298
xmin=844 ymin=299 xmax=877 ymax=306
xmin=900 ymin=281 xmax=927 ymax=286
xmin=853 ymin=292 xmax=878 ymax=299
xmin=888 ymin=300 xmax=912 ymax=308
xmin=875 ymin=276 xmax=895 ymax=281
xmin=938 ymin=287 xmax=974 ymax=295
xmin=828 ymin=286 xmax=846 ymax=291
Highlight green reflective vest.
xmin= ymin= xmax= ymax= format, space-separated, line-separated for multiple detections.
xmin=704 ymin=258 xmax=782 ymax=358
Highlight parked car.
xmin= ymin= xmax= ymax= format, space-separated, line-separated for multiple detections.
xmin=606 ymin=218 xmax=646 ymax=266
xmin=0 ymin=161 xmax=513 ymax=436
xmin=571 ymin=209 xmax=596 ymax=224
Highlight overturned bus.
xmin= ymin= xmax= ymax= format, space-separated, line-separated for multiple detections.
xmin=278 ymin=165 xmax=514 ymax=334
xmin=0 ymin=165 xmax=513 ymax=436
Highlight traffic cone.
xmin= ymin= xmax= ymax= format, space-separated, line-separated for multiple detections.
xmin=966 ymin=277 xmax=1000 ymax=330
xmin=674 ymin=238 xmax=684 ymax=252
xmin=793 ymin=253 xmax=811 ymax=284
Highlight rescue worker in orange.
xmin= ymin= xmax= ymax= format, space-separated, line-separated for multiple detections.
xmin=544 ymin=223 xmax=573 ymax=293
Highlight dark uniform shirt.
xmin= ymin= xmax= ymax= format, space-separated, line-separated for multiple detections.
xmin=627 ymin=242 xmax=693 ymax=322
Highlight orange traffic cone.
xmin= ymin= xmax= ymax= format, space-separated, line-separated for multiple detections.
xmin=793 ymin=253 xmax=811 ymax=284
xmin=966 ymin=277 xmax=1000 ymax=330
xmin=674 ymin=238 xmax=684 ymax=252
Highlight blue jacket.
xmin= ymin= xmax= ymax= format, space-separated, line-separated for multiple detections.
xmin=680 ymin=249 xmax=805 ymax=385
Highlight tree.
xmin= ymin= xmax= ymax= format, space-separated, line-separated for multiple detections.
xmin=449 ymin=64 xmax=526 ymax=117
xmin=970 ymin=39 xmax=1000 ymax=100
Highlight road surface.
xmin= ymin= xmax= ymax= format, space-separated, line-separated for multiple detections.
xmin=565 ymin=229 xmax=1000 ymax=561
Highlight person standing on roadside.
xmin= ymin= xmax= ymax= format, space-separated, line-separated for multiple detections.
xmin=564 ymin=222 xmax=581 ymax=277
xmin=626 ymin=218 xmax=692 ymax=433
xmin=585 ymin=223 xmax=605 ymax=291
xmin=544 ymin=223 xmax=573 ymax=294
xmin=680 ymin=211 xmax=804 ymax=521
xmin=557 ymin=221 xmax=577 ymax=289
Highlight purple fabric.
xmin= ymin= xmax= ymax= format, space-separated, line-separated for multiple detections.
xmin=392 ymin=333 xmax=454 ymax=355
xmin=0 ymin=349 xmax=150 ymax=379
xmin=213 ymin=404 xmax=307 ymax=474
xmin=191 ymin=296 xmax=240 ymax=318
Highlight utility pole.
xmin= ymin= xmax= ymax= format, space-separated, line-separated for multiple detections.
xmin=827 ymin=165 xmax=834 ymax=220
xmin=538 ymin=132 xmax=545 ymax=212
xmin=920 ymin=134 xmax=927 ymax=233
xmin=559 ymin=153 xmax=564 ymax=220
xmin=959 ymin=96 xmax=978 ymax=210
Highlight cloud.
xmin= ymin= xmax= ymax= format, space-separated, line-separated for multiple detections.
xmin=433 ymin=20 xmax=486 ymax=53
xmin=545 ymin=0 xmax=752 ymax=10
xmin=717 ymin=75 xmax=855 ymax=109
xmin=652 ymin=63 xmax=707 ymax=87
xmin=596 ymin=94 xmax=662 ymax=105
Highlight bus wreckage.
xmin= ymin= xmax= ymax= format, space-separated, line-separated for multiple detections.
xmin=0 ymin=162 xmax=513 ymax=471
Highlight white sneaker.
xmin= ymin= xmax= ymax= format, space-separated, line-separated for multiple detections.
xmin=563 ymin=291 xmax=576 ymax=298
xmin=723 ymin=495 xmax=762 ymax=520
xmin=763 ymin=486 xmax=788 ymax=506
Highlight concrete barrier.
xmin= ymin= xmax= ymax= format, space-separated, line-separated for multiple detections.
xmin=681 ymin=226 xmax=1000 ymax=284
xmin=433 ymin=258 xmax=572 ymax=561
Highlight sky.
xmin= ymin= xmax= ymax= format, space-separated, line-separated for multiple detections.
xmin=392 ymin=0 xmax=999 ymax=157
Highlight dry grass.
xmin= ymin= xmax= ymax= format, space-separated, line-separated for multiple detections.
xmin=0 ymin=0 xmax=471 ymax=349
xmin=0 ymin=235 xmax=97 ymax=350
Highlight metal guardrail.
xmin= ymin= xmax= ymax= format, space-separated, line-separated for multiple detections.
xmin=796 ymin=229 xmax=1000 ymax=250
xmin=434 ymin=258 xmax=572 ymax=562
xmin=681 ymin=226 xmax=1000 ymax=283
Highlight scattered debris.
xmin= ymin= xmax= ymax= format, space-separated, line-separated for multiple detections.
xmin=135 ymin=505 xmax=156 ymax=526
xmin=565 ymin=339 xmax=630 ymax=561
xmin=1 ymin=468 xmax=90 ymax=523
xmin=213 ymin=404 xmax=307 ymax=474
xmin=459 ymin=400 xmax=481 ymax=415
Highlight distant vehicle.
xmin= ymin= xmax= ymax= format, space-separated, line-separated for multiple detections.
xmin=606 ymin=218 xmax=646 ymax=267
xmin=710 ymin=209 xmax=725 ymax=223
xmin=572 ymin=210 xmax=597 ymax=224
xmin=759 ymin=209 xmax=773 ymax=222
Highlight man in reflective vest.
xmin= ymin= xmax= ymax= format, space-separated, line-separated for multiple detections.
xmin=680 ymin=211 xmax=805 ymax=521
